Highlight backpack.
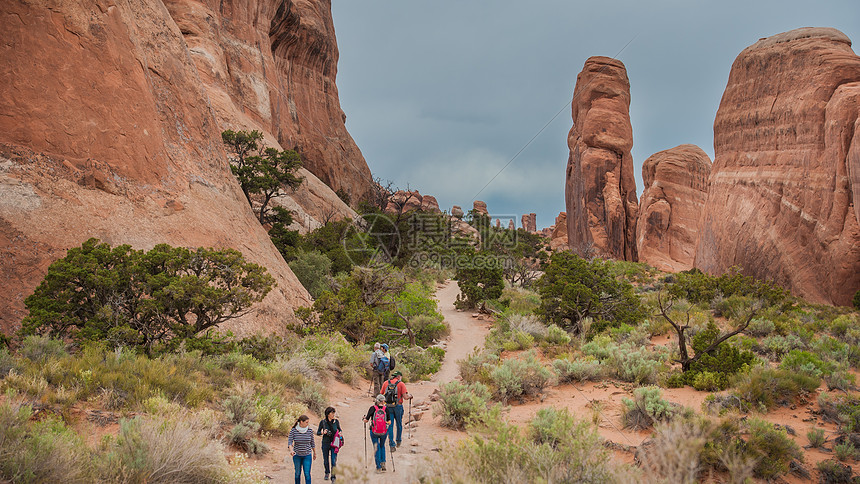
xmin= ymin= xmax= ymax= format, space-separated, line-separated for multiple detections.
xmin=371 ymin=405 xmax=388 ymax=436
xmin=384 ymin=380 xmax=398 ymax=405
xmin=389 ymin=354 xmax=396 ymax=371
xmin=376 ymin=355 xmax=390 ymax=373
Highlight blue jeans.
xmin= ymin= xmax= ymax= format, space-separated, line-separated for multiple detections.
xmin=370 ymin=431 xmax=387 ymax=469
xmin=387 ymin=404 xmax=404 ymax=447
xmin=293 ymin=454 xmax=312 ymax=484
xmin=322 ymin=442 xmax=338 ymax=476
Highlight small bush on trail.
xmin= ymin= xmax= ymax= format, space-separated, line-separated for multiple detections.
xmin=553 ymin=357 xmax=603 ymax=383
xmin=807 ymin=427 xmax=827 ymax=448
xmin=488 ymin=351 xmax=553 ymax=402
xmin=622 ymin=386 xmax=674 ymax=430
xmin=745 ymin=418 xmax=803 ymax=479
xmin=435 ymin=381 xmax=494 ymax=429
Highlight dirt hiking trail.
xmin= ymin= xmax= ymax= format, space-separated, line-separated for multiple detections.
xmin=256 ymin=280 xmax=490 ymax=482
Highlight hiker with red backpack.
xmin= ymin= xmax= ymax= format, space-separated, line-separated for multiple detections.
xmin=317 ymin=407 xmax=343 ymax=481
xmin=363 ymin=394 xmax=394 ymax=473
xmin=382 ymin=370 xmax=412 ymax=452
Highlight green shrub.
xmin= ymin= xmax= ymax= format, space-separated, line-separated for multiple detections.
xmin=396 ymin=346 xmax=445 ymax=381
xmin=835 ymin=441 xmax=857 ymax=462
xmin=21 ymin=239 xmax=274 ymax=356
xmin=780 ymin=350 xmax=833 ymax=378
xmin=746 ymin=318 xmax=775 ymax=337
xmin=759 ymin=334 xmax=804 ymax=359
xmin=622 ymin=386 xmax=673 ymax=429
xmin=746 ymin=418 xmax=802 ymax=479
xmin=412 ymin=314 xmax=450 ymax=346
xmin=854 ymin=290 xmax=860 ymax=310
xmin=224 ymin=394 xmax=257 ymax=425
xmin=505 ymin=314 xmax=547 ymax=340
xmin=807 ymin=427 xmax=827 ymax=448
xmin=732 ymin=366 xmax=820 ymax=410
xmin=454 ymin=253 xmax=505 ymax=308
xmin=818 ymin=459 xmax=856 ymax=483
xmin=19 ymin=335 xmax=68 ymax=362
xmin=553 ymin=358 xmax=603 ymax=383
xmin=488 ymin=352 xmax=553 ymax=402
xmin=435 ymin=381 xmax=494 ymax=429
xmin=255 ymin=396 xmax=305 ymax=435
xmin=818 ymin=393 xmax=860 ymax=433
xmin=691 ymin=371 xmax=724 ymax=392
xmin=537 ymin=252 xmax=644 ymax=334
xmin=545 ymin=324 xmax=572 ymax=345
xmin=298 ymin=382 xmax=326 ymax=415
xmin=227 ymin=421 xmax=269 ymax=457
xmin=458 ymin=350 xmax=499 ymax=384
xmin=237 ymin=334 xmax=286 ymax=363
xmin=609 ymin=345 xmax=666 ymax=385
xmin=501 ymin=287 xmax=541 ymax=314
xmin=668 ymin=267 xmax=786 ymax=306
xmin=826 ymin=368 xmax=857 ymax=391
xmin=0 ymin=400 xmax=92 ymax=483
xmin=0 ymin=347 xmax=16 ymax=377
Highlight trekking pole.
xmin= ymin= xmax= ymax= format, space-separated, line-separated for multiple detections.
xmin=363 ymin=421 xmax=368 ymax=469
xmin=390 ymin=436 xmax=396 ymax=473
xmin=408 ymin=398 xmax=413 ymax=440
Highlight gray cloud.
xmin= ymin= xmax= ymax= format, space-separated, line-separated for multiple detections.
xmin=332 ymin=0 xmax=859 ymax=230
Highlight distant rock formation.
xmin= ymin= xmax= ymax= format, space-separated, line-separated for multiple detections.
xmin=521 ymin=213 xmax=537 ymax=232
xmin=695 ymin=27 xmax=860 ymax=305
xmin=565 ymin=56 xmax=638 ymax=261
xmin=508 ymin=219 xmax=516 ymax=231
xmin=637 ymin=145 xmax=711 ymax=272
xmin=384 ymin=190 xmax=441 ymax=214
xmin=473 ymin=200 xmax=489 ymax=216
xmin=451 ymin=205 xmax=465 ymax=219
xmin=551 ymin=212 xmax=569 ymax=251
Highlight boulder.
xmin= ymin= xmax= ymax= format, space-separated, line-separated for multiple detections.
xmin=695 ymin=27 xmax=860 ymax=305
xmin=451 ymin=205 xmax=464 ymax=219
xmin=565 ymin=57 xmax=638 ymax=260
xmin=637 ymin=145 xmax=711 ymax=272
xmin=473 ymin=200 xmax=488 ymax=216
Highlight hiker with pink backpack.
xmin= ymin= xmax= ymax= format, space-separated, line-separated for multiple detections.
xmin=362 ymin=394 xmax=394 ymax=473
xmin=317 ymin=407 xmax=343 ymax=481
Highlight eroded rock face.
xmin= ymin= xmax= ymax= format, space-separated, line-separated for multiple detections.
xmin=0 ymin=0 xmax=327 ymax=333
xmin=695 ymin=27 xmax=860 ymax=305
xmin=384 ymin=190 xmax=440 ymax=214
xmin=565 ymin=56 xmax=638 ymax=260
xmin=551 ymin=212 xmax=569 ymax=251
xmin=164 ymin=0 xmax=373 ymax=204
xmin=637 ymin=145 xmax=711 ymax=272
xmin=521 ymin=213 xmax=537 ymax=232
xmin=473 ymin=200 xmax=488 ymax=216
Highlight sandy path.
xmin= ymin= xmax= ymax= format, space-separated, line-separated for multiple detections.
xmin=256 ymin=280 xmax=489 ymax=482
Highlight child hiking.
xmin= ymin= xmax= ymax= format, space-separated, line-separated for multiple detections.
xmin=363 ymin=394 xmax=394 ymax=473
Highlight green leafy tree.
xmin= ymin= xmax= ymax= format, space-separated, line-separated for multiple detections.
xmin=222 ymin=130 xmax=303 ymax=226
xmin=288 ymin=250 xmax=332 ymax=299
xmin=537 ymin=252 xmax=643 ymax=334
xmin=21 ymin=239 xmax=274 ymax=355
xmin=454 ymin=252 xmax=505 ymax=309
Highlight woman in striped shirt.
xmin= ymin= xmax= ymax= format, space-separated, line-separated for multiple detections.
xmin=287 ymin=415 xmax=316 ymax=484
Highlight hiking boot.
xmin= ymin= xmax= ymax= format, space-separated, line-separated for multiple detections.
xmin=381 ymin=463 xmax=387 ymax=471
xmin=324 ymin=473 xmax=330 ymax=480
xmin=390 ymin=445 xmax=397 ymax=452
xmin=375 ymin=468 xmax=383 ymax=474
xmin=396 ymin=441 xmax=402 ymax=448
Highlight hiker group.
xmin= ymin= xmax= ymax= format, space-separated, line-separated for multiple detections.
xmin=285 ymin=342 xmax=414 ymax=481
xmin=364 ymin=342 xmax=413 ymax=474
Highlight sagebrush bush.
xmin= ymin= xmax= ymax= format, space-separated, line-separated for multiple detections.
xmin=745 ymin=418 xmax=803 ymax=479
xmin=746 ymin=318 xmax=775 ymax=337
xmin=489 ymin=351 xmax=553 ymax=402
xmin=780 ymin=350 xmax=832 ymax=378
xmin=636 ymin=418 xmax=710 ymax=484
xmin=818 ymin=459 xmax=856 ymax=483
xmin=807 ymin=427 xmax=827 ymax=448
xmin=227 ymin=421 xmax=269 ymax=457
xmin=435 ymin=381 xmax=494 ymax=429
xmin=396 ymin=346 xmax=445 ymax=381
xmin=224 ymin=393 xmax=258 ymax=425
xmin=818 ymin=393 xmax=860 ymax=432
xmin=458 ymin=350 xmax=499 ymax=385
xmin=298 ymin=382 xmax=326 ymax=415
xmin=759 ymin=334 xmax=804 ymax=359
xmin=732 ymin=366 xmax=820 ymax=410
xmin=0 ymin=399 xmax=92 ymax=483
xmin=104 ymin=414 xmax=229 ymax=482
xmin=0 ymin=347 xmax=16 ymax=377
xmin=255 ymin=397 xmax=305 ymax=435
xmin=19 ymin=335 xmax=67 ymax=362
xmin=835 ymin=441 xmax=857 ymax=462
xmin=583 ymin=336 xmax=666 ymax=384
xmin=553 ymin=357 xmax=603 ymax=383
xmin=545 ymin=324 xmax=572 ymax=345
xmin=622 ymin=386 xmax=674 ymax=429
xmin=506 ymin=313 xmax=548 ymax=339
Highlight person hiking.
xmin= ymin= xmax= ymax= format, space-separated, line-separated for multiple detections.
xmin=383 ymin=370 xmax=412 ymax=452
xmin=317 ymin=407 xmax=343 ymax=481
xmin=363 ymin=394 xmax=393 ymax=473
xmin=381 ymin=343 xmax=395 ymax=382
xmin=370 ymin=343 xmax=387 ymax=396
xmin=287 ymin=415 xmax=316 ymax=484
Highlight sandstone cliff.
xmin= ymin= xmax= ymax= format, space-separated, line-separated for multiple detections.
xmin=565 ymin=56 xmax=639 ymax=260
xmin=695 ymin=27 xmax=860 ymax=305
xmin=637 ymin=145 xmax=711 ymax=272
xmin=0 ymin=0 xmax=368 ymax=333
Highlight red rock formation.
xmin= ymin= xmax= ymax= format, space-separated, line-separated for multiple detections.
xmin=451 ymin=206 xmax=464 ymax=219
xmin=507 ymin=219 xmax=515 ymax=231
xmin=521 ymin=213 xmax=537 ymax=232
xmin=551 ymin=212 xmax=569 ymax=251
xmin=384 ymin=190 xmax=440 ymax=214
xmin=473 ymin=200 xmax=488 ymax=216
xmin=695 ymin=27 xmax=860 ymax=305
xmin=0 ymin=0 xmax=358 ymax=333
xmin=637 ymin=145 xmax=711 ymax=272
xmin=164 ymin=0 xmax=373 ymax=203
xmin=565 ymin=56 xmax=638 ymax=260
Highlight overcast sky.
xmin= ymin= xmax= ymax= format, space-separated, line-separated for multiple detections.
xmin=331 ymin=1 xmax=860 ymax=229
